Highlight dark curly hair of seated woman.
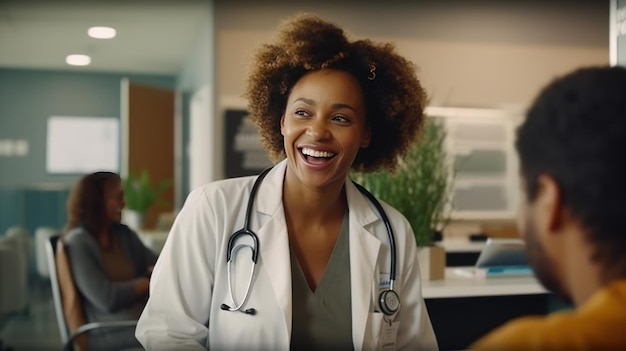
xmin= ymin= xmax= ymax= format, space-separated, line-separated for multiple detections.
xmin=62 ymin=171 xmax=157 ymax=351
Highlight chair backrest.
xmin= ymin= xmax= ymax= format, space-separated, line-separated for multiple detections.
xmin=46 ymin=235 xmax=69 ymax=342
xmin=37 ymin=227 xmax=59 ymax=278
xmin=45 ymin=235 xmax=88 ymax=351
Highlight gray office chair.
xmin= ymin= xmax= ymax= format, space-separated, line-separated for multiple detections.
xmin=45 ymin=235 xmax=137 ymax=351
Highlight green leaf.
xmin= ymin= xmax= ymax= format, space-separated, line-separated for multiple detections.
xmin=122 ymin=169 xmax=171 ymax=213
xmin=352 ymin=117 xmax=453 ymax=246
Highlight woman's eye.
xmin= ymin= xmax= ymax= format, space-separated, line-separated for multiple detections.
xmin=294 ymin=109 xmax=308 ymax=117
xmin=332 ymin=115 xmax=350 ymax=123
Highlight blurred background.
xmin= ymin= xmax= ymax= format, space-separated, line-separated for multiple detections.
xmin=0 ymin=0 xmax=622 ymax=350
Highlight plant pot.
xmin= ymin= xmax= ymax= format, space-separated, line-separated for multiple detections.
xmin=417 ymin=244 xmax=446 ymax=281
xmin=122 ymin=209 xmax=144 ymax=232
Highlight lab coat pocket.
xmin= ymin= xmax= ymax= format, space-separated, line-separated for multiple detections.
xmin=366 ymin=312 xmax=384 ymax=351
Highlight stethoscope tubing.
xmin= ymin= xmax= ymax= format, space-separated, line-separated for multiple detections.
xmin=224 ymin=166 xmax=399 ymax=316
xmin=226 ymin=244 xmax=257 ymax=311
xmin=225 ymin=167 xmax=272 ymax=263
xmin=351 ymin=181 xmax=397 ymax=286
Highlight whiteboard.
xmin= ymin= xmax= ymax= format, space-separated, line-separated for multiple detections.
xmin=46 ymin=116 xmax=120 ymax=174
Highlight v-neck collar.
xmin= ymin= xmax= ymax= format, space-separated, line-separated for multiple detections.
xmin=290 ymin=210 xmax=350 ymax=295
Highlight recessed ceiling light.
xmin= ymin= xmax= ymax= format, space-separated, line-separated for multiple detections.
xmin=66 ymin=54 xmax=91 ymax=66
xmin=88 ymin=26 xmax=117 ymax=39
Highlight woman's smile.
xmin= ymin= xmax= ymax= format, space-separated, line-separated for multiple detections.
xmin=281 ymin=69 xmax=371 ymax=190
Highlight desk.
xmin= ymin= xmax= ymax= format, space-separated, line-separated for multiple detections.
xmin=439 ymin=239 xmax=485 ymax=254
xmin=138 ymin=230 xmax=169 ymax=254
xmin=440 ymin=239 xmax=485 ymax=267
xmin=423 ymin=267 xmax=547 ymax=299
xmin=423 ymin=267 xmax=550 ymax=351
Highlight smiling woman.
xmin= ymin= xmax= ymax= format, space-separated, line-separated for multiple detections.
xmin=280 ymin=69 xmax=371 ymax=191
xmin=61 ymin=171 xmax=157 ymax=350
xmin=136 ymin=13 xmax=438 ymax=351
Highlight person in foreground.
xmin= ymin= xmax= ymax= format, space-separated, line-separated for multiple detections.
xmin=63 ymin=171 xmax=157 ymax=350
xmin=136 ymin=12 xmax=438 ymax=351
xmin=471 ymin=66 xmax=626 ymax=350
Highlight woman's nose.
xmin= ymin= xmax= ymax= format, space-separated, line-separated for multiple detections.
xmin=306 ymin=118 xmax=330 ymax=140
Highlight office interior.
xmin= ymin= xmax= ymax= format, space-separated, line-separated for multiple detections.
xmin=0 ymin=1 xmax=621 ymax=350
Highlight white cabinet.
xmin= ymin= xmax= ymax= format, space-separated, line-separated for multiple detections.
xmin=425 ymin=107 xmax=523 ymax=220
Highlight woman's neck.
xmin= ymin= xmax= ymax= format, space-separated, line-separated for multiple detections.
xmin=97 ymin=224 xmax=114 ymax=250
xmin=282 ymin=172 xmax=347 ymax=225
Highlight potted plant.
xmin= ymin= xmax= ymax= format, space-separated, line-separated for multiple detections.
xmin=352 ymin=117 xmax=452 ymax=280
xmin=121 ymin=169 xmax=171 ymax=231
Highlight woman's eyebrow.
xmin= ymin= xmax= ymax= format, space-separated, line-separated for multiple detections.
xmin=292 ymin=98 xmax=357 ymax=112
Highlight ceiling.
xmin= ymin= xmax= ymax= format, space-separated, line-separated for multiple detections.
xmin=0 ymin=0 xmax=211 ymax=75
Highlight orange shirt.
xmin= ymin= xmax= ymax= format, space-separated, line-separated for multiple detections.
xmin=471 ymin=280 xmax=626 ymax=351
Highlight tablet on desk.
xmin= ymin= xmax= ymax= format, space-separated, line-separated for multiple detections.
xmin=475 ymin=238 xmax=529 ymax=268
xmin=451 ymin=238 xmax=533 ymax=278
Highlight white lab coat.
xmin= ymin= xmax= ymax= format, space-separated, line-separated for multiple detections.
xmin=136 ymin=160 xmax=438 ymax=351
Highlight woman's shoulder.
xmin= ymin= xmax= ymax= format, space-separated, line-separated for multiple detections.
xmin=186 ymin=175 xmax=257 ymax=202
xmin=63 ymin=227 xmax=96 ymax=248
xmin=112 ymin=223 xmax=137 ymax=237
xmin=354 ymin=191 xmax=415 ymax=244
xmin=112 ymin=223 xmax=148 ymax=250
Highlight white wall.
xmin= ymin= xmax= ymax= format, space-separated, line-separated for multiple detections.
xmin=176 ymin=2 xmax=216 ymax=204
xmin=212 ymin=1 xmax=609 ymax=234
xmin=215 ymin=1 xmax=608 ymax=107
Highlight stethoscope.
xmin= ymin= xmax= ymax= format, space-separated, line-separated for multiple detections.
xmin=220 ymin=167 xmax=400 ymax=316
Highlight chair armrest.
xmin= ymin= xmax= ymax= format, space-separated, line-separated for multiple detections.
xmin=63 ymin=320 xmax=138 ymax=351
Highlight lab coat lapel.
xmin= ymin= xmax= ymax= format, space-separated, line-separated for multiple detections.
xmin=346 ymin=180 xmax=382 ymax=351
xmin=255 ymin=161 xmax=293 ymax=340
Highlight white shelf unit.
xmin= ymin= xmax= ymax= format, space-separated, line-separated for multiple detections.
xmin=425 ymin=106 xmax=524 ymax=221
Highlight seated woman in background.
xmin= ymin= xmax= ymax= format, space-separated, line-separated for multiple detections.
xmin=62 ymin=171 xmax=157 ymax=350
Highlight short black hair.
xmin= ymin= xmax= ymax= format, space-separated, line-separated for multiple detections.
xmin=517 ymin=65 xmax=626 ymax=262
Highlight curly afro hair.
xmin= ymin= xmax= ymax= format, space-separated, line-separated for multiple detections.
xmin=244 ymin=13 xmax=428 ymax=173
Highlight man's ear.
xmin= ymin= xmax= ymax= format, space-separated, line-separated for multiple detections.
xmin=534 ymin=174 xmax=564 ymax=233
xmin=280 ymin=114 xmax=285 ymax=136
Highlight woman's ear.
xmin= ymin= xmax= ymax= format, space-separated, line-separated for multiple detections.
xmin=280 ymin=114 xmax=285 ymax=136
xmin=361 ymin=125 xmax=372 ymax=148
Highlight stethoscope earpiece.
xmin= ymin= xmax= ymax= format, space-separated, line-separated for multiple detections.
xmin=221 ymin=303 xmax=257 ymax=315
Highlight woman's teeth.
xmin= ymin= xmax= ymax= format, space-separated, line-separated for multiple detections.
xmin=301 ymin=147 xmax=336 ymax=158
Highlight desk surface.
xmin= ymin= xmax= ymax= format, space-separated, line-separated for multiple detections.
xmin=439 ymin=239 xmax=485 ymax=253
xmin=135 ymin=235 xmax=544 ymax=299
xmin=422 ymin=267 xmax=547 ymax=299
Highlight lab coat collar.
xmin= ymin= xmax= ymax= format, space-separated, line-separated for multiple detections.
xmin=254 ymin=159 xmax=380 ymax=228
xmin=346 ymin=179 xmax=384 ymax=350
xmin=254 ymin=160 xmax=384 ymax=349
xmin=255 ymin=159 xmax=287 ymax=217
xmin=253 ymin=159 xmax=292 ymax=341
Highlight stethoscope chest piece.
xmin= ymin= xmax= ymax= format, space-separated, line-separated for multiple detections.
xmin=379 ymin=289 xmax=400 ymax=316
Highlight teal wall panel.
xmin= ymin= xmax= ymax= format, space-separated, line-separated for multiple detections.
xmin=0 ymin=68 xmax=175 ymax=188
xmin=0 ymin=188 xmax=25 ymax=233
xmin=0 ymin=187 xmax=69 ymax=236
xmin=23 ymin=188 xmax=69 ymax=235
